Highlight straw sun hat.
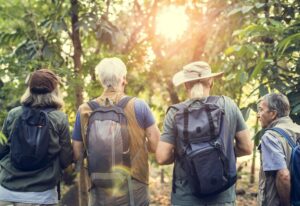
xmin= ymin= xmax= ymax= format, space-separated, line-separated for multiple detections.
xmin=172 ymin=61 xmax=224 ymax=87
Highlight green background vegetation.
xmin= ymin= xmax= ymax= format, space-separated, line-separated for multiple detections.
xmin=0 ymin=0 xmax=299 ymax=203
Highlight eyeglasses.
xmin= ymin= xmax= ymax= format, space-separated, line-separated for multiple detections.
xmin=257 ymin=107 xmax=275 ymax=114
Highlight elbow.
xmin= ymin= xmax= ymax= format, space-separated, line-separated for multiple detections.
xmin=156 ymin=153 xmax=173 ymax=165
xmin=244 ymin=144 xmax=253 ymax=155
xmin=155 ymin=154 xmax=166 ymax=165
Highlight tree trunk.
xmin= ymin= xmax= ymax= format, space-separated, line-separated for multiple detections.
xmin=71 ymin=0 xmax=83 ymax=109
xmin=70 ymin=0 xmax=86 ymax=206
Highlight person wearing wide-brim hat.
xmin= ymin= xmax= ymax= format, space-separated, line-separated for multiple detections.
xmin=156 ymin=61 xmax=253 ymax=206
xmin=0 ymin=69 xmax=73 ymax=206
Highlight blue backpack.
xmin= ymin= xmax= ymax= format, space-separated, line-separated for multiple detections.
xmin=267 ymin=127 xmax=300 ymax=206
xmin=170 ymin=96 xmax=237 ymax=197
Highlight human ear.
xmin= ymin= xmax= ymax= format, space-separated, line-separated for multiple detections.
xmin=270 ymin=110 xmax=278 ymax=120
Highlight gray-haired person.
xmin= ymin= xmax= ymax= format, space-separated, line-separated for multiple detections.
xmin=72 ymin=57 xmax=160 ymax=206
xmin=156 ymin=61 xmax=252 ymax=206
xmin=257 ymin=93 xmax=300 ymax=206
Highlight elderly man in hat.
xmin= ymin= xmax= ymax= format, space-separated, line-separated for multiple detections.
xmin=0 ymin=69 xmax=73 ymax=206
xmin=156 ymin=61 xmax=252 ymax=206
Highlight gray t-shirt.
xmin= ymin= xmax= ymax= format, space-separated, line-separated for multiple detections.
xmin=160 ymin=96 xmax=247 ymax=205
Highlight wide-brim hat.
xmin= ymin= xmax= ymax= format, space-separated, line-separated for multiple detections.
xmin=172 ymin=61 xmax=224 ymax=87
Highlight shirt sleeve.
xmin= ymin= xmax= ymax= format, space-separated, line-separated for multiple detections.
xmin=160 ymin=107 xmax=177 ymax=145
xmin=72 ymin=111 xmax=83 ymax=141
xmin=0 ymin=113 xmax=11 ymax=159
xmin=226 ymin=97 xmax=247 ymax=132
xmin=261 ymin=132 xmax=287 ymax=171
xmin=58 ymin=114 xmax=73 ymax=168
xmin=134 ymin=99 xmax=155 ymax=129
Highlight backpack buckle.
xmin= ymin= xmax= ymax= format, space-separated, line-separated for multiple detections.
xmin=210 ymin=141 xmax=221 ymax=149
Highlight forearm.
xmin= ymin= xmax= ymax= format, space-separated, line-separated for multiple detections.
xmin=235 ymin=144 xmax=251 ymax=157
xmin=156 ymin=141 xmax=175 ymax=165
xmin=235 ymin=129 xmax=252 ymax=157
xmin=275 ymin=169 xmax=291 ymax=206
xmin=146 ymin=124 xmax=160 ymax=153
xmin=72 ymin=140 xmax=84 ymax=161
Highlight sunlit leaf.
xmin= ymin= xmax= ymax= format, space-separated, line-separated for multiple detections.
xmin=259 ymin=85 xmax=268 ymax=97
xmin=291 ymin=104 xmax=300 ymax=114
xmin=277 ymin=33 xmax=300 ymax=56
xmin=227 ymin=7 xmax=242 ymax=17
xmin=241 ymin=6 xmax=254 ymax=14
xmin=241 ymin=107 xmax=251 ymax=121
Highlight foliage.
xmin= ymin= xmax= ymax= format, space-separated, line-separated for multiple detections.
xmin=0 ymin=0 xmax=299 ymax=138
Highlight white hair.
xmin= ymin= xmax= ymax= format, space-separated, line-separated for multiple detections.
xmin=95 ymin=57 xmax=127 ymax=90
xmin=188 ymin=78 xmax=212 ymax=99
xmin=190 ymin=83 xmax=204 ymax=99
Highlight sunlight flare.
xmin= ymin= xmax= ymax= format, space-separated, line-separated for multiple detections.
xmin=156 ymin=6 xmax=188 ymax=41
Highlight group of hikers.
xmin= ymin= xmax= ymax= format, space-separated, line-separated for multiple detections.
xmin=0 ymin=57 xmax=299 ymax=206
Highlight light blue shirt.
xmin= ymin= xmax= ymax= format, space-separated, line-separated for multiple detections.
xmin=0 ymin=185 xmax=58 ymax=204
xmin=261 ymin=132 xmax=287 ymax=171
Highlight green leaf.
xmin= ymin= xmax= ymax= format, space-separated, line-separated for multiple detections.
xmin=259 ymin=85 xmax=268 ymax=97
xmin=277 ymin=33 xmax=300 ymax=56
xmin=291 ymin=104 xmax=300 ymax=115
xmin=250 ymin=59 xmax=271 ymax=79
xmin=255 ymin=3 xmax=265 ymax=9
xmin=239 ymin=71 xmax=248 ymax=84
xmin=241 ymin=107 xmax=251 ymax=121
xmin=241 ymin=6 xmax=254 ymax=14
xmin=0 ymin=131 xmax=7 ymax=144
xmin=253 ymin=129 xmax=264 ymax=146
xmin=227 ymin=7 xmax=242 ymax=17
xmin=224 ymin=45 xmax=241 ymax=55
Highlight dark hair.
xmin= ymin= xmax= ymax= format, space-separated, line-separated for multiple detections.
xmin=262 ymin=93 xmax=290 ymax=117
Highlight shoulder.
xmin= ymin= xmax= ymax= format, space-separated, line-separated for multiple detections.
xmin=261 ymin=130 xmax=282 ymax=147
xmin=220 ymin=96 xmax=237 ymax=106
xmin=132 ymin=98 xmax=151 ymax=113
xmin=6 ymin=106 xmax=23 ymax=120
xmin=132 ymin=98 xmax=148 ymax=107
xmin=48 ymin=109 xmax=67 ymax=119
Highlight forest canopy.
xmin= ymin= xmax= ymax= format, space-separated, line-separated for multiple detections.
xmin=0 ymin=0 xmax=299 ymax=127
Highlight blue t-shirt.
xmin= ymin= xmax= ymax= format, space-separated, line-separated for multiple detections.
xmin=72 ymin=98 xmax=155 ymax=141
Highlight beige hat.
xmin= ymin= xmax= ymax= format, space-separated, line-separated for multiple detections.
xmin=172 ymin=61 xmax=224 ymax=87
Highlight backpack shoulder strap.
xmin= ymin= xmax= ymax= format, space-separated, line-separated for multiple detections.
xmin=267 ymin=127 xmax=297 ymax=148
xmin=204 ymin=96 xmax=222 ymax=104
xmin=42 ymin=107 xmax=56 ymax=114
xmin=167 ymin=103 xmax=186 ymax=114
xmin=87 ymin=100 xmax=100 ymax=111
xmin=117 ymin=96 xmax=133 ymax=109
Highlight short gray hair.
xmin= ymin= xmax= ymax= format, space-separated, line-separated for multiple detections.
xmin=262 ymin=93 xmax=290 ymax=117
xmin=95 ymin=57 xmax=127 ymax=89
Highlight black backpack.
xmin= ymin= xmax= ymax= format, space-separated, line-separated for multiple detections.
xmin=170 ymin=96 xmax=237 ymax=197
xmin=10 ymin=107 xmax=54 ymax=171
xmin=86 ymin=96 xmax=135 ymax=205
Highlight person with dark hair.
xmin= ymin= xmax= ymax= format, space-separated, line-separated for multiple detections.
xmin=257 ymin=93 xmax=300 ymax=206
xmin=156 ymin=61 xmax=252 ymax=206
xmin=0 ymin=69 xmax=73 ymax=206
